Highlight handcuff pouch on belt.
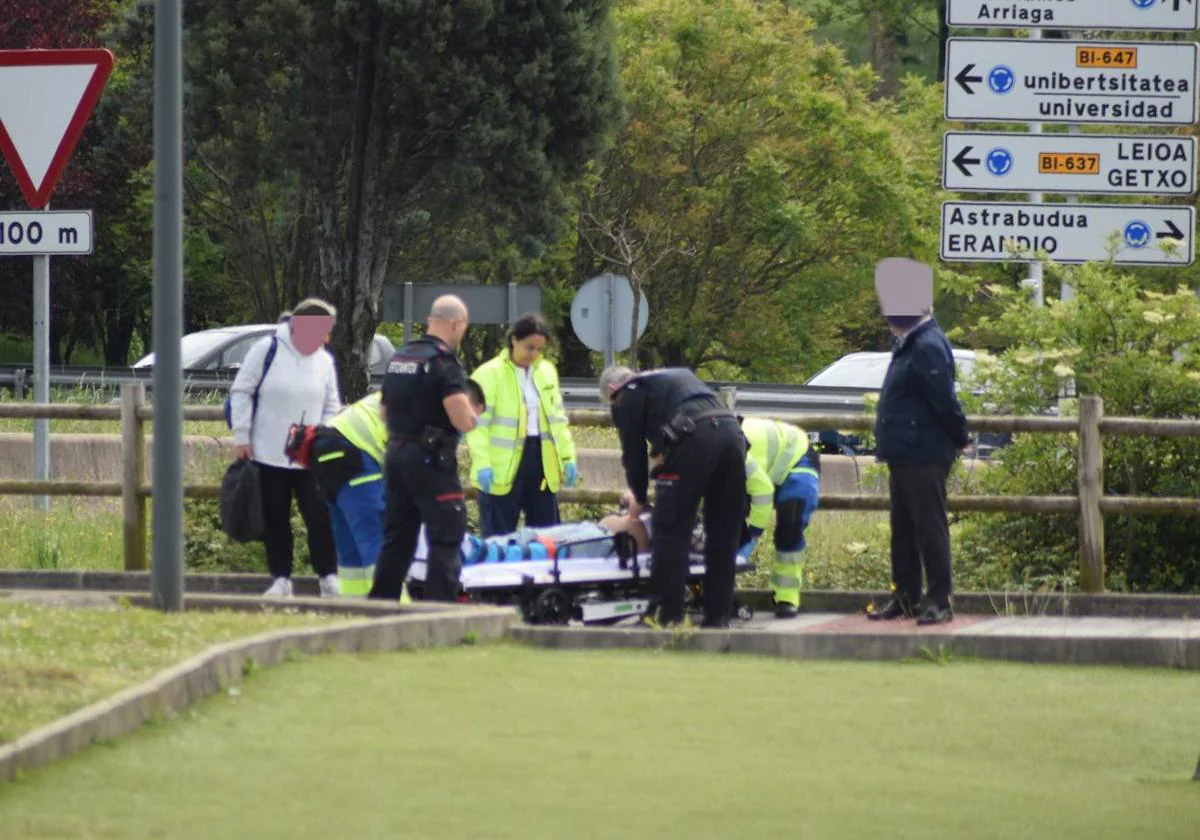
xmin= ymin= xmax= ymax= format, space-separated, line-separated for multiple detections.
xmin=660 ymin=406 xmax=731 ymax=449
xmin=419 ymin=425 xmax=458 ymax=471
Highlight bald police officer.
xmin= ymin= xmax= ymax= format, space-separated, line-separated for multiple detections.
xmin=370 ymin=295 xmax=478 ymax=602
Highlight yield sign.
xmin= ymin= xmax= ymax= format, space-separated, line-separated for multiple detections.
xmin=0 ymin=49 xmax=114 ymax=210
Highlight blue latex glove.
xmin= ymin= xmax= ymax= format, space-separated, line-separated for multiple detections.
xmin=564 ymin=461 xmax=578 ymax=488
xmin=476 ymin=467 xmax=494 ymax=494
xmin=737 ymin=538 xmax=758 ymax=561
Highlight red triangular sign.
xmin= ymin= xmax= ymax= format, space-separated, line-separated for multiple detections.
xmin=0 ymin=49 xmax=115 ymax=210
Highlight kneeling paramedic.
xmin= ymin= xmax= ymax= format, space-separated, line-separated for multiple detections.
xmin=304 ymin=391 xmax=388 ymax=598
xmin=370 ymin=295 xmax=478 ymax=603
xmin=740 ymin=417 xmax=821 ymax=619
xmin=600 ymin=366 xmax=747 ymax=628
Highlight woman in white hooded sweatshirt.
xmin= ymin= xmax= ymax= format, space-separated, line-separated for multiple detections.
xmin=229 ymin=298 xmax=343 ymax=597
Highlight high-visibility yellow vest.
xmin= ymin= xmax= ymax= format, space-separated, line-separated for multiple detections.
xmin=328 ymin=392 xmax=387 ymax=466
xmin=742 ymin=417 xmax=814 ymax=531
xmin=466 ymin=352 xmax=576 ymax=496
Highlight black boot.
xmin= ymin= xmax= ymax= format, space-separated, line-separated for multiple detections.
xmin=774 ymin=602 xmax=799 ymax=619
xmin=866 ymin=595 xmax=918 ymax=621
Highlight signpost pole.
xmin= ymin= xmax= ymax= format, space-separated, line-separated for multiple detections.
xmin=151 ymin=0 xmax=184 ymax=612
xmin=402 ymin=281 xmax=413 ymax=342
xmin=604 ymin=273 xmax=615 ymax=369
xmin=1061 ymin=27 xmax=1081 ymax=304
xmin=1024 ymin=28 xmax=1044 ymax=308
xmin=31 ymin=250 xmax=49 ymax=510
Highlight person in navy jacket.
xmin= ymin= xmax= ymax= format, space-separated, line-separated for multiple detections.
xmin=869 ymin=261 xmax=969 ymax=626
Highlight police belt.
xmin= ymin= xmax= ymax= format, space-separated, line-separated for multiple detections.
xmin=391 ymin=425 xmax=458 ymax=453
xmin=661 ymin=402 xmax=735 ymax=447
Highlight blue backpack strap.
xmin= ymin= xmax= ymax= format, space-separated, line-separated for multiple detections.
xmin=250 ymin=336 xmax=279 ymax=421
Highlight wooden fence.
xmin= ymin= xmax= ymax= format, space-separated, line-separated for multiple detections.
xmin=3 ymin=384 xmax=1200 ymax=592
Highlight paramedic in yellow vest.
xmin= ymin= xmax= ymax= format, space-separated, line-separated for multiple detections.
xmin=740 ymin=416 xmax=821 ymax=619
xmin=468 ymin=313 xmax=578 ymax=537
xmin=309 ymin=392 xmax=389 ymax=597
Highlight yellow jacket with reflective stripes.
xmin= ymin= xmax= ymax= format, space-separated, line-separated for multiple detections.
xmin=466 ymin=352 xmax=576 ymax=495
xmin=743 ymin=417 xmax=811 ymax=531
xmin=328 ymin=392 xmax=387 ymax=467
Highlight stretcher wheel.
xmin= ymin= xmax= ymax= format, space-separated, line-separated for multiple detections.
xmin=530 ymin=588 xmax=572 ymax=625
xmin=735 ymin=603 xmax=754 ymax=622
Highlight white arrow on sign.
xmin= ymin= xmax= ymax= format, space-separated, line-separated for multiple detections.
xmin=940 ymin=201 xmax=1194 ymax=266
xmin=947 ymin=0 xmax=1198 ymax=32
xmin=942 ymin=132 xmax=1197 ymax=196
xmin=0 ymin=211 xmax=93 ymax=256
xmin=944 ymin=39 xmax=1198 ymax=126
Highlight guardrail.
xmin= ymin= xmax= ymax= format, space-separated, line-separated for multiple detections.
xmin=1 ymin=386 xmax=1197 ymax=592
xmin=0 ymin=365 xmax=874 ymax=416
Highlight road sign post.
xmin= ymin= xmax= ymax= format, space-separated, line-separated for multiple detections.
xmin=570 ymin=274 xmax=650 ymax=369
xmin=0 ymin=49 xmax=113 ymax=508
xmin=940 ymin=201 xmax=1194 ymax=266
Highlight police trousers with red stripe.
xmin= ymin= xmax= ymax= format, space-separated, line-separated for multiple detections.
xmin=649 ymin=414 xmax=747 ymax=626
xmin=370 ymin=440 xmax=467 ymax=602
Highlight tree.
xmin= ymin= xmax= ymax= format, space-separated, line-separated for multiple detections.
xmin=118 ymin=0 xmax=623 ymax=399
xmin=950 ymin=255 xmax=1200 ymax=594
xmin=0 ymin=0 xmax=156 ymax=364
xmin=577 ymin=0 xmax=937 ymax=380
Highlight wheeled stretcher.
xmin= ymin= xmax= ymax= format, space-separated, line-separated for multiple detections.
xmin=407 ymin=520 xmax=756 ymax=626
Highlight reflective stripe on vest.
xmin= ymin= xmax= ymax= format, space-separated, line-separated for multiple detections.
xmin=329 ymin=393 xmax=387 ymax=465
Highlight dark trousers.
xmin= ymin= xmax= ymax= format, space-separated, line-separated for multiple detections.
xmin=649 ymin=415 xmax=746 ymax=626
xmin=478 ymin=437 xmax=559 ymax=537
xmin=370 ymin=441 xmax=467 ymax=602
xmin=255 ymin=461 xmax=337 ymax=580
xmin=888 ymin=462 xmax=953 ymax=608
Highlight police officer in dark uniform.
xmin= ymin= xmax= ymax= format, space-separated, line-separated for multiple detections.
xmin=600 ymin=366 xmax=747 ymax=627
xmin=370 ymin=295 xmax=478 ymax=602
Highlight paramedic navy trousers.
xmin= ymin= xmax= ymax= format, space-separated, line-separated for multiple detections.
xmin=477 ymin=436 xmax=559 ymax=537
xmin=370 ymin=441 xmax=467 ymax=603
xmin=649 ymin=415 xmax=747 ymax=626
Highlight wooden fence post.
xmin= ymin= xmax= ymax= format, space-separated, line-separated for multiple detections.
xmin=121 ymin=383 xmax=148 ymax=571
xmin=1077 ymin=395 xmax=1105 ymax=593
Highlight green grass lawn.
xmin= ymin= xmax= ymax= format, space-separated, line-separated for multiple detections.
xmin=0 ymin=601 xmax=348 ymax=744
xmin=1 ymin=645 xmax=1197 ymax=839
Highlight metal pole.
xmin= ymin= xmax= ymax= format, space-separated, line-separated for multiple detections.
xmin=32 ymin=251 xmax=49 ymax=510
xmin=151 ymin=0 xmax=184 ymax=612
xmin=1061 ymin=28 xmax=1080 ymax=304
xmin=1024 ymin=27 xmax=1044 ymax=308
xmin=402 ymin=281 xmax=413 ymax=342
xmin=507 ymin=281 xmax=518 ymax=326
xmin=604 ymin=274 xmax=615 ymax=369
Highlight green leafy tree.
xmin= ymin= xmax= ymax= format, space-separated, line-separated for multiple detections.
xmin=577 ymin=0 xmax=938 ymax=379
xmin=118 ymin=0 xmax=623 ymax=398
xmin=950 ymin=254 xmax=1200 ymax=594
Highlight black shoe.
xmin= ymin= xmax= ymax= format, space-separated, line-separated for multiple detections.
xmin=700 ymin=618 xmax=731 ymax=629
xmin=915 ymin=603 xmax=954 ymax=626
xmin=866 ymin=596 xmax=917 ymax=621
xmin=774 ymin=603 xmax=799 ymax=619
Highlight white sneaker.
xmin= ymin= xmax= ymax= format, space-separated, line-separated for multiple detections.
xmin=263 ymin=577 xmax=293 ymax=598
xmin=318 ymin=574 xmax=340 ymax=599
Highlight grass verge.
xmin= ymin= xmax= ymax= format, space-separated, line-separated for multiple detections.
xmin=0 ymin=645 xmax=1197 ymax=838
xmin=0 ymin=600 xmax=345 ymax=744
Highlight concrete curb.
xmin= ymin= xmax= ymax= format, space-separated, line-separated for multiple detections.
xmin=4 ymin=572 xmax=1198 ymax=619
xmin=509 ymin=625 xmax=1200 ymax=669
xmin=0 ymin=595 xmax=517 ymax=784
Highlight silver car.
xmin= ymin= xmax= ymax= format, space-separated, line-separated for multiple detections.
xmin=132 ymin=324 xmax=396 ymax=376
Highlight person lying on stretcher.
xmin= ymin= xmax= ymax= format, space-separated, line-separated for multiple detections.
xmin=456 ymin=510 xmax=652 ymax=565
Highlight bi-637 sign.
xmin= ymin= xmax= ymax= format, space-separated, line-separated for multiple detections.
xmin=0 ymin=211 xmax=93 ymax=255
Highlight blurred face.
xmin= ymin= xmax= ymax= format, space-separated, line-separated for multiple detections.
xmin=291 ymin=314 xmax=335 ymax=355
xmin=510 ymin=333 xmax=547 ymax=368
